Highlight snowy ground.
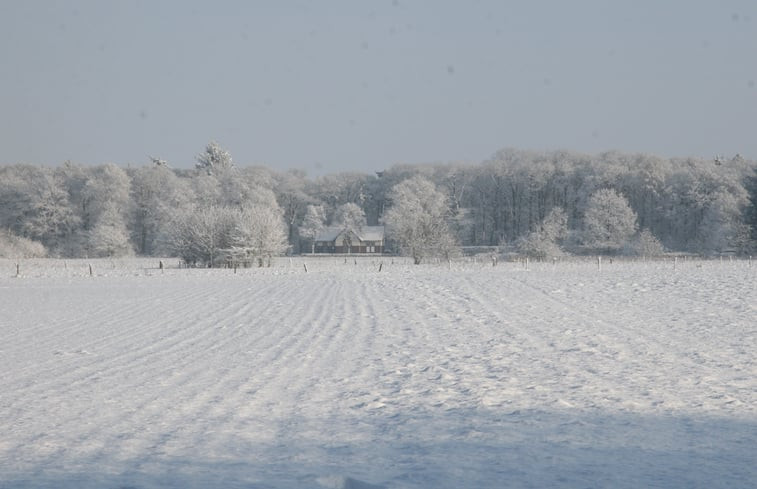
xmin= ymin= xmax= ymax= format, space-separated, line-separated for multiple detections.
xmin=1 ymin=257 xmax=755 ymax=488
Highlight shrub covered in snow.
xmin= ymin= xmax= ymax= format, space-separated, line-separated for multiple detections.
xmin=516 ymin=207 xmax=568 ymax=259
xmin=0 ymin=230 xmax=46 ymax=258
xmin=624 ymin=228 xmax=666 ymax=257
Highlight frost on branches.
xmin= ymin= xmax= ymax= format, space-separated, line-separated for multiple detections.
xmin=195 ymin=141 xmax=233 ymax=176
xmin=383 ymin=176 xmax=460 ymax=264
xmin=229 ymin=205 xmax=289 ymax=267
xmin=516 ymin=207 xmax=568 ymax=259
xmin=1 ymin=148 xmax=755 ymax=258
xmin=299 ymin=204 xmax=326 ymax=254
xmin=582 ymin=189 xmax=638 ymax=253
xmin=164 ymin=204 xmax=287 ymax=268
xmin=332 ymin=202 xmax=367 ymax=232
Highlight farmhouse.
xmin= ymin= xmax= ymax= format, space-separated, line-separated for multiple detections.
xmin=313 ymin=226 xmax=385 ymax=254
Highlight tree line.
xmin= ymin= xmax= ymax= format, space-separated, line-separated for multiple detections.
xmin=2 ymin=142 xmax=756 ymax=263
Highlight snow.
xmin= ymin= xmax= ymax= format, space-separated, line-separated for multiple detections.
xmin=1 ymin=257 xmax=755 ymax=488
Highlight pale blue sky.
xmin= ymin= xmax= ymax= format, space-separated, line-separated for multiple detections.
xmin=1 ymin=1 xmax=755 ymax=174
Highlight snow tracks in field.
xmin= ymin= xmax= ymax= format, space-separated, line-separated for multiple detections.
xmin=0 ymin=261 xmax=755 ymax=488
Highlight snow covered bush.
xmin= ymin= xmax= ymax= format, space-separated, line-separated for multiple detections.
xmin=163 ymin=200 xmax=288 ymax=267
xmin=517 ymin=207 xmax=568 ymax=259
xmin=516 ymin=233 xmax=563 ymax=259
xmin=624 ymin=228 xmax=665 ymax=257
xmin=0 ymin=230 xmax=47 ymax=258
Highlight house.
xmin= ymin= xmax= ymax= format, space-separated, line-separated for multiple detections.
xmin=313 ymin=226 xmax=385 ymax=254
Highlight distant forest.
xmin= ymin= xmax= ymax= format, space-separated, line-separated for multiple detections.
xmin=2 ymin=143 xmax=757 ymax=260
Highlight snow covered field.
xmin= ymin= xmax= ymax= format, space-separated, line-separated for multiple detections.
xmin=1 ymin=257 xmax=755 ymax=488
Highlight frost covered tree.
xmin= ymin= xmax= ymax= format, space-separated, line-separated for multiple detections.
xmin=76 ymin=164 xmax=133 ymax=257
xmin=625 ymin=228 xmax=665 ymax=257
xmin=582 ymin=189 xmax=638 ymax=252
xmin=0 ymin=166 xmax=79 ymax=256
xmin=0 ymin=166 xmax=32 ymax=234
xmin=230 ymin=204 xmax=289 ymax=266
xmin=88 ymin=202 xmax=134 ymax=257
xmin=2 ymin=147 xmax=755 ymax=258
xmin=165 ymin=205 xmax=236 ymax=267
xmin=195 ymin=141 xmax=233 ymax=175
xmin=299 ymin=204 xmax=326 ymax=253
xmin=312 ymin=172 xmax=374 ymax=222
xmin=130 ymin=162 xmax=188 ymax=255
xmin=746 ymin=166 xmax=757 ymax=246
xmin=80 ymin=163 xmax=131 ymax=232
xmin=383 ymin=176 xmax=459 ymax=264
xmin=274 ymin=169 xmax=311 ymax=250
xmin=332 ymin=202 xmax=366 ymax=231
xmin=517 ymin=207 xmax=568 ymax=259
xmin=22 ymin=173 xmax=80 ymax=254
xmin=0 ymin=164 xmax=130 ymax=257
xmin=0 ymin=165 xmax=78 ymax=254
xmin=696 ymin=190 xmax=751 ymax=254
